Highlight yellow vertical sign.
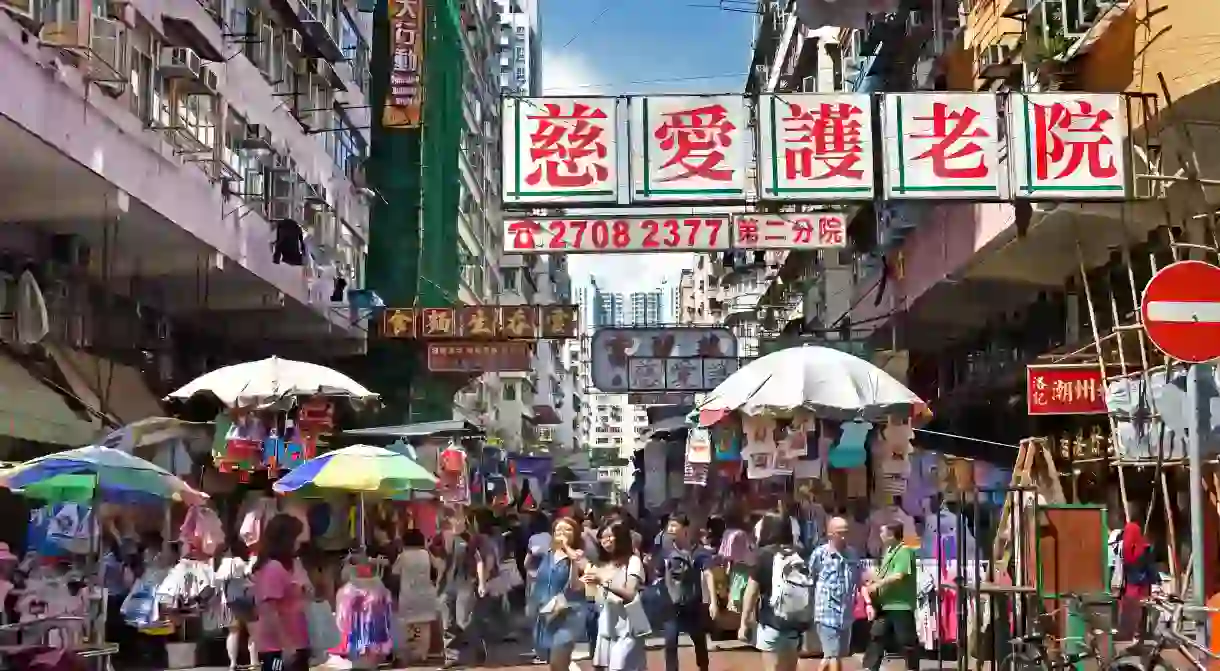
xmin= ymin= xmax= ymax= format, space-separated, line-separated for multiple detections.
xmin=383 ymin=0 xmax=424 ymax=128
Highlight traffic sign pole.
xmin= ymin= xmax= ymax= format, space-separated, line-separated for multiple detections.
xmin=1140 ymin=260 xmax=1220 ymax=642
xmin=1187 ymin=364 xmax=1206 ymax=645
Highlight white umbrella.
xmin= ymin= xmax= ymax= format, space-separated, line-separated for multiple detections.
xmin=165 ymin=356 xmax=379 ymax=407
xmin=697 ymin=346 xmax=927 ymax=425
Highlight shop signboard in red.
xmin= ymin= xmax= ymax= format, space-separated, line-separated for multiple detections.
xmin=426 ymin=341 xmax=532 ymax=373
xmin=1026 ymin=364 xmax=1107 ymax=415
xmin=732 ymin=212 xmax=848 ymax=249
xmin=1140 ymin=260 xmax=1220 ymax=364
xmin=504 ymin=216 xmax=731 ymax=254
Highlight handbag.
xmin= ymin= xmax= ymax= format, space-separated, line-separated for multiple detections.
xmin=623 ymin=596 xmax=653 ymax=637
xmin=225 ymin=575 xmax=257 ymax=621
xmin=539 ymin=592 xmax=569 ymax=621
xmin=305 ymin=600 xmax=341 ymax=654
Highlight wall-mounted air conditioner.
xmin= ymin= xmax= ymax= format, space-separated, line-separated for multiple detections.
xmin=159 ymin=47 xmax=202 ymax=79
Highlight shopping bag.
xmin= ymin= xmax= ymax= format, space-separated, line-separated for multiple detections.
xmin=120 ymin=580 xmax=159 ymax=628
xmin=623 ymin=596 xmax=653 ymax=638
xmin=306 ymin=600 xmax=341 ymax=655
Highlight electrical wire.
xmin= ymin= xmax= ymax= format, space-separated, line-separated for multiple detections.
xmin=556 ymin=2 xmax=614 ymax=53
xmin=546 ymin=72 xmax=750 ymax=92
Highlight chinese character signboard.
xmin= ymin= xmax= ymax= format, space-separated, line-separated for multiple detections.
xmin=590 ymin=327 xmax=739 ymax=393
xmin=1008 ymin=93 xmax=1128 ymax=199
xmin=1026 ymin=364 xmax=1107 ymax=415
xmin=883 ymin=93 xmax=1001 ymax=200
xmin=758 ymin=94 xmax=875 ymax=201
xmin=504 ymin=216 xmax=732 ymax=254
xmin=631 ymin=95 xmax=748 ymax=202
xmin=383 ymin=0 xmax=423 ymax=128
xmin=732 ymin=212 xmax=848 ymax=250
xmin=381 ymin=306 xmax=581 ymax=339
xmin=427 ymin=342 xmax=533 ymax=373
xmin=503 ymin=97 xmax=618 ymax=205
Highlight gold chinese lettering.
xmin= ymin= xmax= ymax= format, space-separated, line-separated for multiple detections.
xmin=501 ymin=306 xmax=537 ymax=339
xmin=420 ymin=308 xmax=455 ymax=337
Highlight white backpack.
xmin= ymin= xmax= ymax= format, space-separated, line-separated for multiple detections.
xmin=769 ymin=548 xmax=815 ymax=628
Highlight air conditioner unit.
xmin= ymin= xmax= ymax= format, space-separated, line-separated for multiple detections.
xmin=240 ymin=124 xmax=272 ymax=150
xmin=0 ymin=0 xmax=34 ymax=22
xmin=314 ymin=59 xmax=346 ymax=90
xmin=982 ymin=43 xmax=1012 ymax=68
xmin=89 ymin=16 xmax=125 ymax=75
xmin=199 ymin=66 xmax=220 ymax=94
xmin=268 ymin=198 xmax=302 ymax=222
xmin=159 ymin=47 xmax=202 ymax=79
xmin=285 ymin=30 xmax=304 ymax=56
xmin=753 ymin=64 xmax=767 ymax=77
xmin=241 ymin=167 xmax=266 ymax=200
xmin=801 ymin=75 xmax=816 ymax=92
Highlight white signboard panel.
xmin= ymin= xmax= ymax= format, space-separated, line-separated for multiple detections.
xmin=757 ymin=93 xmax=875 ymax=201
xmin=882 ymin=93 xmax=1002 ymax=200
xmin=630 ymin=95 xmax=749 ymax=203
xmin=502 ymin=97 xmax=619 ymax=205
xmin=732 ymin=212 xmax=848 ymax=249
xmin=1007 ymin=93 xmax=1128 ymax=200
xmin=503 ymin=216 xmax=732 ymax=254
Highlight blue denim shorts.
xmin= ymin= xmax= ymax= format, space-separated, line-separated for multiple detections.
xmin=817 ymin=624 xmax=852 ymax=657
xmin=755 ymin=623 xmax=803 ymax=653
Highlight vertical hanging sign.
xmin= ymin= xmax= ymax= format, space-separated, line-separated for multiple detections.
xmin=502 ymin=97 xmax=619 ymax=205
xmin=882 ymin=93 xmax=1002 ymax=200
xmin=631 ymin=95 xmax=749 ymax=203
xmin=757 ymin=93 xmax=875 ymax=201
xmin=1008 ymin=93 xmax=1128 ymax=200
xmin=383 ymin=0 xmax=424 ymax=128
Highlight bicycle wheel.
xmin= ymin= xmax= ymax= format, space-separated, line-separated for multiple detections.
xmin=1002 ymin=650 xmax=1049 ymax=671
xmin=1109 ymin=654 xmax=1175 ymax=671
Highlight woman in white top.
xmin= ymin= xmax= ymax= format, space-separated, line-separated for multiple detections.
xmin=392 ymin=530 xmax=436 ymax=623
xmin=582 ymin=521 xmax=646 ymax=671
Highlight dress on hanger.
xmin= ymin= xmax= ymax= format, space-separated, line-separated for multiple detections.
xmin=335 ymin=577 xmax=392 ymax=658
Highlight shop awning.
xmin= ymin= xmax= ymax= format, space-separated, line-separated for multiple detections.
xmin=0 ymin=354 xmax=103 ymax=446
xmin=45 ymin=346 xmax=164 ymax=426
xmin=343 ymin=419 xmax=484 ymax=439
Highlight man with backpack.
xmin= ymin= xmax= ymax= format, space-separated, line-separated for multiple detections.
xmin=863 ymin=523 xmax=920 ymax=671
xmin=738 ymin=512 xmax=814 ymax=671
xmin=650 ymin=515 xmax=716 ymax=671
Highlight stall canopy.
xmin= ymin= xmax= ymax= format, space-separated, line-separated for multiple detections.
xmin=0 ymin=353 xmax=103 ymax=446
xmin=45 ymin=345 xmax=163 ymax=426
xmin=343 ymin=420 xmax=484 ymax=439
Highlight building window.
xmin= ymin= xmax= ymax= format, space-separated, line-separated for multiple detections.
xmin=504 ymin=383 xmax=517 ymax=401
xmin=127 ymin=22 xmax=158 ymax=123
xmin=502 ymin=268 xmax=518 ymax=291
xmin=514 ymin=46 xmax=524 ymax=60
xmin=515 ymin=26 xmax=525 ymax=36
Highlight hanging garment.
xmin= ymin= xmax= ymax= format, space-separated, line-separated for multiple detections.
xmin=238 ymin=495 xmax=277 ymax=548
xmin=157 ymin=558 xmax=217 ymax=610
xmin=335 ymin=577 xmax=393 ymax=658
xmin=741 ymin=416 xmax=778 ymax=456
xmin=683 ymin=460 xmax=709 ymax=486
xmin=179 ymin=507 xmax=225 ymax=557
xmin=686 ymin=427 xmax=712 ymax=464
xmin=828 ymin=421 xmax=870 ymax=468
xmin=713 ymin=427 xmax=742 ymax=461
xmin=273 ymin=220 xmax=306 ymax=265
xmin=717 ymin=528 xmax=754 ymax=563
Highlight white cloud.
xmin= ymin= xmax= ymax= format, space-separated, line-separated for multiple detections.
xmin=539 ymin=49 xmax=695 ymax=294
xmin=541 ymin=49 xmax=604 ymax=95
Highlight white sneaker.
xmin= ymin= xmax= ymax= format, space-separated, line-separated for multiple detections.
xmin=572 ymin=650 xmax=591 ymax=661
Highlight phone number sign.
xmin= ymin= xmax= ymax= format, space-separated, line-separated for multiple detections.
xmin=505 ymin=216 xmax=731 ymax=253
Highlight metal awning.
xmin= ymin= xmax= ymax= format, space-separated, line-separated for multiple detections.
xmin=0 ymin=354 xmax=104 ymax=446
xmin=343 ymin=419 xmax=484 ymax=439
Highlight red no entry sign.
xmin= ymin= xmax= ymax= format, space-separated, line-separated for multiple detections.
xmin=1141 ymin=260 xmax=1220 ymax=363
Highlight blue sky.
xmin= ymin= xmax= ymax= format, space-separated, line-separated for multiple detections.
xmin=538 ymin=0 xmax=755 ymax=295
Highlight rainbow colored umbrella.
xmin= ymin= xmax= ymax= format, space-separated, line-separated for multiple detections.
xmin=272 ymin=444 xmax=437 ymax=496
xmin=0 ymin=446 xmax=208 ymax=505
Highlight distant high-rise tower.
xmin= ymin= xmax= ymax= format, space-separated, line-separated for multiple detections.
xmin=494 ymin=0 xmax=541 ymax=97
xmin=629 ymin=290 xmax=664 ymax=326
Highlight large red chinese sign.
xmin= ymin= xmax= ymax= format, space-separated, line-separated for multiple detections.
xmin=499 ymin=94 xmax=1130 ymax=211
xmin=503 ymin=97 xmax=617 ymax=204
xmin=383 ymin=0 xmax=423 ymax=128
xmin=1010 ymin=93 xmax=1127 ymax=199
xmin=883 ymin=93 xmax=1001 ymax=200
xmin=1026 ymin=364 xmax=1108 ymax=415
xmin=633 ymin=95 xmax=747 ymax=202
xmin=759 ymin=93 xmax=875 ymax=201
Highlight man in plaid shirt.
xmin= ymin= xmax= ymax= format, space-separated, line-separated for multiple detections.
xmin=807 ymin=517 xmax=861 ymax=671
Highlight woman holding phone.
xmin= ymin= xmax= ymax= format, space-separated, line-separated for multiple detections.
xmin=530 ymin=517 xmax=587 ymax=670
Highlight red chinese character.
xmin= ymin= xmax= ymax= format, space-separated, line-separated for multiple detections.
xmin=792 ymin=218 xmax=814 ymax=244
xmin=1033 ymin=100 xmax=1117 ymax=181
xmin=654 ymin=104 xmax=736 ymax=182
xmin=736 ymin=217 xmax=759 ymax=244
xmin=507 ymin=220 xmax=541 ymax=250
xmin=525 ymin=102 xmax=610 ymax=188
xmin=818 ymin=217 xmax=845 ymax=246
xmin=910 ymin=102 xmax=989 ymax=179
xmin=783 ymin=102 xmax=866 ymax=180
xmin=764 ymin=219 xmax=786 ymax=241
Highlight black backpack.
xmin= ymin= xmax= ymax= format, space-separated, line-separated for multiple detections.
xmin=665 ymin=551 xmax=701 ymax=607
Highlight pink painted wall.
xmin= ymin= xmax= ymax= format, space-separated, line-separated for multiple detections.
xmin=850 ymin=203 xmax=1017 ymax=329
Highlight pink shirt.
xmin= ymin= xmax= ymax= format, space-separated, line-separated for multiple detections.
xmin=251 ymin=559 xmax=309 ymax=652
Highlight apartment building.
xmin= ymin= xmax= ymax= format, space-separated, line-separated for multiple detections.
xmin=494 ymin=0 xmax=539 ymax=97
xmin=0 ymin=0 xmax=372 ymax=447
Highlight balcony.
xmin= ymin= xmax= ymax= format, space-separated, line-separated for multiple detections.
xmin=725 ymin=291 xmax=764 ymax=324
